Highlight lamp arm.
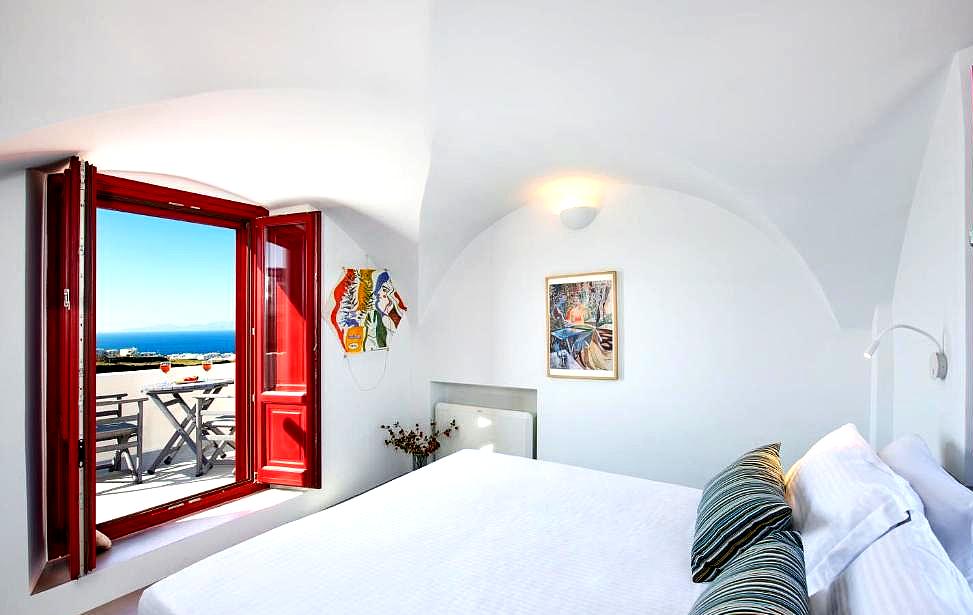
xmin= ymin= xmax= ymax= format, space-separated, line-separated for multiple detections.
xmin=865 ymin=323 xmax=948 ymax=380
xmin=870 ymin=323 xmax=944 ymax=355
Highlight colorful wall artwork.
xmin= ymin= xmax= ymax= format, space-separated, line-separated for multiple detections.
xmin=547 ymin=271 xmax=618 ymax=379
xmin=330 ymin=269 xmax=408 ymax=353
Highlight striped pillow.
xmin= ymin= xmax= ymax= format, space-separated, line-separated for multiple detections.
xmin=690 ymin=530 xmax=810 ymax=615
xmin=691 ymin=442 xmax=792 ymax=582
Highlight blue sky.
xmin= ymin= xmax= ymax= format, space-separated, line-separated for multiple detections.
xmin=96 ymin=209 xmax=235 ymax=332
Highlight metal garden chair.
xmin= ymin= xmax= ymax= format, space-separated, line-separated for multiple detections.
xmin=94 ymin=393 xmax=146 ymax=484
xmin=192 ymin=393 xmax=236 ymax=476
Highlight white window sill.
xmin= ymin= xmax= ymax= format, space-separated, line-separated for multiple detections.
xmin=96 ymin=487 xmax=305 ymax=571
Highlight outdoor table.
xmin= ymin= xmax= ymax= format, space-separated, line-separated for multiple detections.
xmin=141 ymin=378 xmax=234 ymax=474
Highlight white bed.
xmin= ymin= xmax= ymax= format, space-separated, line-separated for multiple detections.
xmin=140 ymin=449 xmax=705 ymax=615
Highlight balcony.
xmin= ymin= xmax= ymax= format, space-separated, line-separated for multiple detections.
xmin=95 ymin=362 xmax=237 ymax=524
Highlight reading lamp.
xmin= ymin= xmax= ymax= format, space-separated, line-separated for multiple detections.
xmin=864 ymin=323 xmax=947 ymax=380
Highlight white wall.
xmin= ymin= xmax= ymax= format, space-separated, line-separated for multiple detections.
xmin=0 ymin=167 xmax=422 ymax=614
xmin=890 ymin=50 xmax=973 ymax=483
xmin=418 ymin=184 xmax=871 ymax=488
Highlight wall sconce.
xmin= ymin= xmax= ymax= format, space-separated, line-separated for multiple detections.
xmin=864 ymin=323 xmax=947 ymax=380
xmin=559 ymin=204 xmax=599 ymax=230
xmin=530 ymin=175 xmax=606 ymax=230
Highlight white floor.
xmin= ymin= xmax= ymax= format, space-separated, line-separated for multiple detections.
xmin=96 ymin=449 xmax=235 ymax=524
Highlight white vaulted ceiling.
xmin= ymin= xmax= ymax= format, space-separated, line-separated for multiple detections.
xmin=2 ymin=1 xmax=973 ymax=326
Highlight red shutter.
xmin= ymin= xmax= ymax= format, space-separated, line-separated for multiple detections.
xmin=45 ymin=158 xmax=85 ymax=578
xmin=81 ymin=160 xmax=98 ymax=573
xmin=254 ymin=212 xmax=321 ymax=488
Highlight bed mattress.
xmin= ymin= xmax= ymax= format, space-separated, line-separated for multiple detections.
xmin=140 ymin=449 xmax=704 ymax=615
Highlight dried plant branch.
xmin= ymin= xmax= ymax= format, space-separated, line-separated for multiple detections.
xmin=380 ymin=419 xmax=459 ymax=456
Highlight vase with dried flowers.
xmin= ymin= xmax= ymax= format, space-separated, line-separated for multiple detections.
xmin=380 ymin=419 xmax=459 ymax=470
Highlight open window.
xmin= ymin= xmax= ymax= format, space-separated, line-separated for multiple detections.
xmin=40 ymin=158 xmax=321 ymax=580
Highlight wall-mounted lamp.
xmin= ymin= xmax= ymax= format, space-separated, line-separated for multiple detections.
xmin=530 ymin=175 xmax=607 ymax=230
xmin=559 ymin=205 xmax=599 ymax=230
xmin=864 ymin=323 xmax=947 ymax=380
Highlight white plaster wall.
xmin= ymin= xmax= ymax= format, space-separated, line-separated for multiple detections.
xmin=0 ymin=168 xmax=421 ymax=615
xmin=890 ymin=51 xmax=973 ymax=483
xmin=419 ymin=184 xmax=871 ymax=488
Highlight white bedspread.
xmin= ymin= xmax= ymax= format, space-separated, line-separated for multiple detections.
xmin=140 ymin=450 xmax=704 ymax=615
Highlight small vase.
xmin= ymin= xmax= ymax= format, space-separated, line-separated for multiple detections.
xmin=412 ymin=453 xmax=429 ymax=470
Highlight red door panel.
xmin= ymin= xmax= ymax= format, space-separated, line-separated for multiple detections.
xmin=254 ymin=212 xmax=321 ymax=488
xmin=266 ymin=403 xmax=307 ymax=466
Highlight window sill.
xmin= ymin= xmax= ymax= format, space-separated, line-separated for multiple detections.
xmin=32 ymin=487 xmax=306 ymax=595
xmin=96 ymin=487 xmax=304 ymax=571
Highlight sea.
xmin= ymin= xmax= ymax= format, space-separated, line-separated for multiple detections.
xmin=96 ymin=330 xmax=235 ymax=355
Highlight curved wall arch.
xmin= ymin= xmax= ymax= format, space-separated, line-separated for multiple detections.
xmin=417 ymin=182 xmax=871 ymax=486
xmin=417 ymin=171 xmax=840 ymax=326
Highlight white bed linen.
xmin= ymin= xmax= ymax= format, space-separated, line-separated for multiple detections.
xmin=880 ymin=434 xmax=973 ymax=585
xmin=809 ymin=516 xmax=973 ymax=615
xmin=785 ymin=424 xmax=921 ymax=595
xmin=140 ymin=450 xmax=705 ymax=615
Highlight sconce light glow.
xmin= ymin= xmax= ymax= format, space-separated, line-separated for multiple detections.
xmin=528 ymin=174 xmax=612 ymax=230
xmin=864 ymin=323 xmax=947 ymax=380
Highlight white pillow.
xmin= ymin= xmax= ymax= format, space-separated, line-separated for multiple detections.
xmin=810 ymin=515 xmax=973 ymax=615
xmin=880 ymin=433 xmax=973 ymax=586
xmin=785 ymin=423 xmax=923 ymax=595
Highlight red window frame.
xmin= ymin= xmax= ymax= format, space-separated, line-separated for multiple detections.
xmin=42 ymin=159 xmax=322 ymax=578
xmin=92 ymin=174 xmax=269 ymax=544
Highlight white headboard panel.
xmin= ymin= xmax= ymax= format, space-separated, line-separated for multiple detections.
xmin=434 ymin=402 xmax=534 ymax=459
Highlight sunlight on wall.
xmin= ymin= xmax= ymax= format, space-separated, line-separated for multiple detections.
xmin=527 ymin=174 xmax=616 ymax=214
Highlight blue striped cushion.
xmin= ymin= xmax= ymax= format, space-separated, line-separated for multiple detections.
xmin=691 ymin=443 xmax=792 ymax=582
xmin=690 ymin=530 xmax=810 ymax=615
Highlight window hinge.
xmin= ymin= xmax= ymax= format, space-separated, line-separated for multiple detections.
xmin=63 ymin=288 xmax=71 ymax=310
xmin=968 ymin=227 xmax=973 ymax=247
xmin=78 ymin=439 xmax=85 ymax=467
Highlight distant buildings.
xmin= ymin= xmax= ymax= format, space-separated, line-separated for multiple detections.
xmin=95 ymin=347 xmax=140 ymax=359
xmin=97 ymin=347 xmax=234 ymax=361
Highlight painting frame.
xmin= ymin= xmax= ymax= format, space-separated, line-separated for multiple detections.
xmin=546 ymin=270 xmax=619 ymax=380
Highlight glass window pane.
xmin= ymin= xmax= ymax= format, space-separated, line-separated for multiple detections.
xmin=263 ymin=224 xmax=307 ymax=392
xmin=95 ymin=209 xmax=238 ymax=524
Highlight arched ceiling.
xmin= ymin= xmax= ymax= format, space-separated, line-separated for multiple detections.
xmin=0 ymin=89 xmax=429 ymax=240
xmin=420 ymin=1 xmax=973 ymax=327
xmin=0 ymin=0 xmax=431 ymax=255
xmin=2 ymin=1 xmax=973 ymax=327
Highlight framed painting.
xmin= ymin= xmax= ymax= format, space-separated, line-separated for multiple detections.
xmin=546 ymin=270 xmax=618 ymax=380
